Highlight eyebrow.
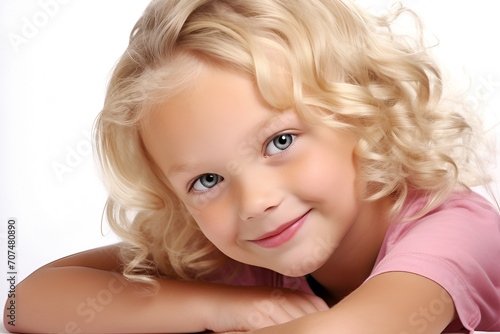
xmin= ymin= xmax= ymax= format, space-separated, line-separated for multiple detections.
xmin=251 ymin=112 xmax=290 ymax=145
xmin=167 ymin=159 xmax=204 ymax=178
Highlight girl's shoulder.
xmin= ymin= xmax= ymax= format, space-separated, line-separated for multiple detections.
xmin=391 ymin=190 xmax=499 ymax=237
xmin=371 ymin=190 xmax=500 ymax=332
xmin=378 ymin=189 xmax=500 ymax=261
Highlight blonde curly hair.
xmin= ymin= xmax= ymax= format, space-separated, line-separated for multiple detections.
xmin=94 ymin=0 xmax=490 ymax=286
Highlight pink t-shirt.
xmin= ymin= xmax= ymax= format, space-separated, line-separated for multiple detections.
xmin=216 ymin=191 xmax=500 ymax=332
xmin=367 ymin=191 xmax=500 ymax=332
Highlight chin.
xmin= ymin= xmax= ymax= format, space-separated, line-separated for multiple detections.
xmin=268 ymin=257 xmax=328 ymax=277
xmin=281 ymin=246 xmax=335 ymax=277
xmin=280 ymin=268 xmax=311 ymax=277
xmin=284 ymin=264 xmax=323 ymax=277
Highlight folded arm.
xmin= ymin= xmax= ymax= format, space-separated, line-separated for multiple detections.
xmin=3 ymin=244 xmax=327 ymax=333
xmin=235 ymin=272 xmax=457 ymax=334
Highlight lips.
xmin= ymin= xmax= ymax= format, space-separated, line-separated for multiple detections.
xmin=250 ymin=210 xmax=311 ymax=248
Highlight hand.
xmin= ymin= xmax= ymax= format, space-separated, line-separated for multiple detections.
xmin=204 ymin=286 xmax=329 ymax=333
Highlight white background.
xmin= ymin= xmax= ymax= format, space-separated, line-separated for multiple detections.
xmin=1 ymin=1 xmax=499 ymax=332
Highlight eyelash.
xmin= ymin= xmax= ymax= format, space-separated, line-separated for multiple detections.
xmin=187 ymin=132 xmax=298 ymax=193
xmin=264 ymin=133 xmax=297 ymax=157
xmin=188 ymin=173 xmax=223 ymax=193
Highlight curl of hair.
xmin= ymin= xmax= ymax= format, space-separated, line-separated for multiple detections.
xmin=94 ymin=0 xmax=491 ymax=287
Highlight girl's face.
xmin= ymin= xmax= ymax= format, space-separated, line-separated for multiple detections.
xmin=141 ymin=66 xmax=363 ymax=276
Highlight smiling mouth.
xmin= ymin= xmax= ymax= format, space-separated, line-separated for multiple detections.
xmin=250 ymin=210 xmax=311 ymax=248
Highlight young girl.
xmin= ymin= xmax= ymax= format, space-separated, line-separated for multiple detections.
xmin=5 ymin=0 xmax=500 ymax=333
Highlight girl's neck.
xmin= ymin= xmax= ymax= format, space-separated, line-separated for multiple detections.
xmin=310 ymin=196 xmax=393 ymax=306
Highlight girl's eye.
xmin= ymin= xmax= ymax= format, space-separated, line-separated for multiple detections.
xmin=265 ymin=134 xmax=296 ymax=156
xmin=191 ymin=173 xmax=223 ymax=191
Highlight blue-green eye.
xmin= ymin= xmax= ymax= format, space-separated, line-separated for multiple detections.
xmin=192 ymin=173 xmax=223 ymax=191
xmin=265 ymin=134 xmax=296 ymax=156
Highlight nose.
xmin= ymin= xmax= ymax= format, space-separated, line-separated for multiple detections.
xmin=235 ymin=167 xmax=283 ymax=221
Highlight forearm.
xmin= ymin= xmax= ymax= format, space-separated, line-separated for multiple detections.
xmin=4 ymin=266 xmax=218 ymax=333
xmin=238 ymin=272 xmax=456 ymax=334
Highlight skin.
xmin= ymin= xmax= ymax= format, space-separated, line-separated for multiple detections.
xmin=141 ymin=64 xmax=457 ymax=333
xmin=142 ymin=64 xmax=393 ymax=297
xmin=5 ymin=245 xmax=326 ymax=333
xmin=4 ymin=64 xmax=456 ymax=333
xmin=141 ymin=65 xmax=374 ymax=280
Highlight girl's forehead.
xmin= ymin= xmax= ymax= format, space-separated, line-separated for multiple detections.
xmin=144 ymin=65 xmax=268 ymax=126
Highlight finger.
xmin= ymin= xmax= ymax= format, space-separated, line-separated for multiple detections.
xmin=283 ymin=295 xmax=328 ymax=317
xmin=304 ymin=293 xmax=330 ymax=311
xmin=277 ymin=298 xmax=311 ymax=319
xmin=277 ymin=292 xmax=328 ymax=315
xmin=247 ymin=305 xmax=294 ymax=329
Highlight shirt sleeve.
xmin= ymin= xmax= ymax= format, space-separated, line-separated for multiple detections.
xmin=366 ymin=191 xmax=500 ymax=333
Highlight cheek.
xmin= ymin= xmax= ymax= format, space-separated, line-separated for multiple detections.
xmin=188 ymin=200 xmax=236 ymax=247
xmin=288 ymin=147 xmax=358 ymax=204
xmin=189 ymin=202 xmax=253 ymax=263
